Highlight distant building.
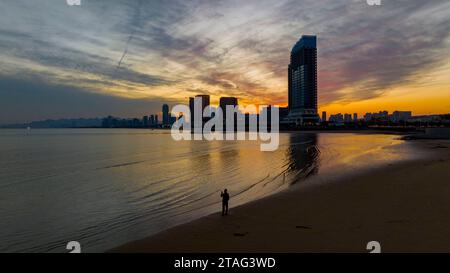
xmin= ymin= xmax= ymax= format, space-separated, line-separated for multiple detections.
xmin=391 ymin=111 xmax=412 ymax=123
xmin=143 ymin=116 xmax=149 ymax=127
xmin=189 ymin=97 xmax=194 ymax=126
xmin=364 ymin=111 xmax=388 ymax=122
xmin=322 ymin=111 xmax=327 ymax=122
xmin=162 ymin=104 xmax=170 ymax=125
xmin=189 ymin=95 xmax=210 ymax=129
xmin=344 ymin=113 xmax=352 ymax=123
xmin=329 ymin=113 xmax=344 ymax=124
xmin=364 ymin=113 xmax=372 ymax=122
xmin=155 ymin=115 xmax=159 ymax=126
xmin=286 ymin=35 xmax=319 ymax=125
xmin=407 ymin=115 xmax=441 ymax=123
xmin=353 ymin=113 xmax=358 ymax=122
xmin=196 ymin=95 xmax=210 ymax=112
xmin=150 ymin=115 xmax=155 ymax=126
xmin=377 ymin=111 xmax=388 ymax=120
xmin=219 ymin=97 xmax=238 ymax=112
xmin=132 ymin=118 xmax=141 ymax=127
xmin=220 ymin=97 xmax=238 ymax=126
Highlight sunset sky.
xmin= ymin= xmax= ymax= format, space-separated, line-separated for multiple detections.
xmin=0 ymin=0 xmax=449 ymax=124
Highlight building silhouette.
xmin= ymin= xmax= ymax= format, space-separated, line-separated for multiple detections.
xmin=219 ymin=97 xmax=238 ymax=130
xmin=344 ymin=113 xmax=352 ymax=123
xmin=219 ymin=97 xmax=238 ymax=113
xmin=286 ymin=35 xmax=319 ymax=125
xmin=189 ymin=95 xmax=210 ymax=130
xmin=162 ymin=104 xmax=169 ymax=125
xmin=150 ymin=115 xmax=155 ymax=126
xmin=143 ymin=116 xmax=149 ymax=127
xmin=196 ymin=95 xmax=210 ymax=114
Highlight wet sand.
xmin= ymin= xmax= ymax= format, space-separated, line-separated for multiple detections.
xmin=112 ymin=140 xmax=450 ymax=253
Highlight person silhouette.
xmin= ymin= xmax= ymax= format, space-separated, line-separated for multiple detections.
xmin=220 ymin=189 xmax=229 ymax=216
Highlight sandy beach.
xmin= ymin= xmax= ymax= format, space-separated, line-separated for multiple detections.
xmin=112 ymin=139 xmax=450 ymax=253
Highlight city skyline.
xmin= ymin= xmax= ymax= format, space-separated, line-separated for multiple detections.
xmin=0 ymin=0 xmax=449 ymax=125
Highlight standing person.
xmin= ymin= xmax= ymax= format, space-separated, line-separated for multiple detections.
xmin=221 ymin=189 xmax=229 ymax=216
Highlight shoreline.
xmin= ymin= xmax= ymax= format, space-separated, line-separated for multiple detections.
xmin=111 ymin=139 xmax=450 ymax=253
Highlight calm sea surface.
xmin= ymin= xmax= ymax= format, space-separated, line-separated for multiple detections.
xmin=0 ymin=129 xmax=423 ymax=252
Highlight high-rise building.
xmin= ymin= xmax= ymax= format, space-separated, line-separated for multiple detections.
xmin=344 ymin=113 xmax=352 ymax=123
xmin=189 ymin=97 xmax=194 ymax=126
xmin=287 ymin=35 xmax=319 ymax=125
xmin=150 ymin=115 xmax=155 ymax=126
xmin=219 ymin=97 xmax=238 ymax=122
xmin=219 ymin=97 xmax=238 ymax=112
xmin=322 ymin=111 xmax=327 ymax=122
xmin=353 ymin=113 xmax=358 ymax=122
xmin=162 ymin=104 xmax=170 ymax=125
xmin=196 ymin=95 xmax=210 ymax=113
xmin=329 ymin=113 xmax=344 ymax=123
xmin=391 ymin=111 xmax=412 ymax=123
xmin=155 ymin=115 xmax=159 ymax=126
xmin=143 ymin=116 xmax=149 ymax=128
xmin=189 ymin=95 xmax=210 ymax=129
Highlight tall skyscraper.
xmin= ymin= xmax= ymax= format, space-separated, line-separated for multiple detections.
xmin=162 ymin=104 xmax=169 ymax=125
xmin=150 ymin=115 xmax=155 ymax=126
xmin=322 ymin=111 xmax=327 ymax=122
xmin=196 ymin=95 xmax=210 ymax=112
xmin=220 ymin=97 xmax=238 ymax=131
xmin=189 ymin=95 xmax=211 ymax=129
xmin=219 ymin=97 xmax=238 ymax=117
xmin=287 ymin=35 xmax=319 ymax=124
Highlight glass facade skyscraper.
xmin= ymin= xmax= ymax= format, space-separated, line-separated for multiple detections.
xmin=287 ymin=35 xmax=319 ymax=124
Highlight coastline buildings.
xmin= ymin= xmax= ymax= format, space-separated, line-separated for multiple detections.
xmin=363 ymin=111 xmax=411 ymax=123
xmin=327 ymin=110 xmax=415 ymax=126
xmin=285 ymin=35 xmax=319 ymax=125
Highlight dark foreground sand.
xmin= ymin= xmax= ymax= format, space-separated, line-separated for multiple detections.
xmin=112 ymin=140 xmax=450 ymax=253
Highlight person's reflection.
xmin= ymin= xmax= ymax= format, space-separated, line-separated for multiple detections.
xmin=285 ymin=133 xmax=320 ymax=183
